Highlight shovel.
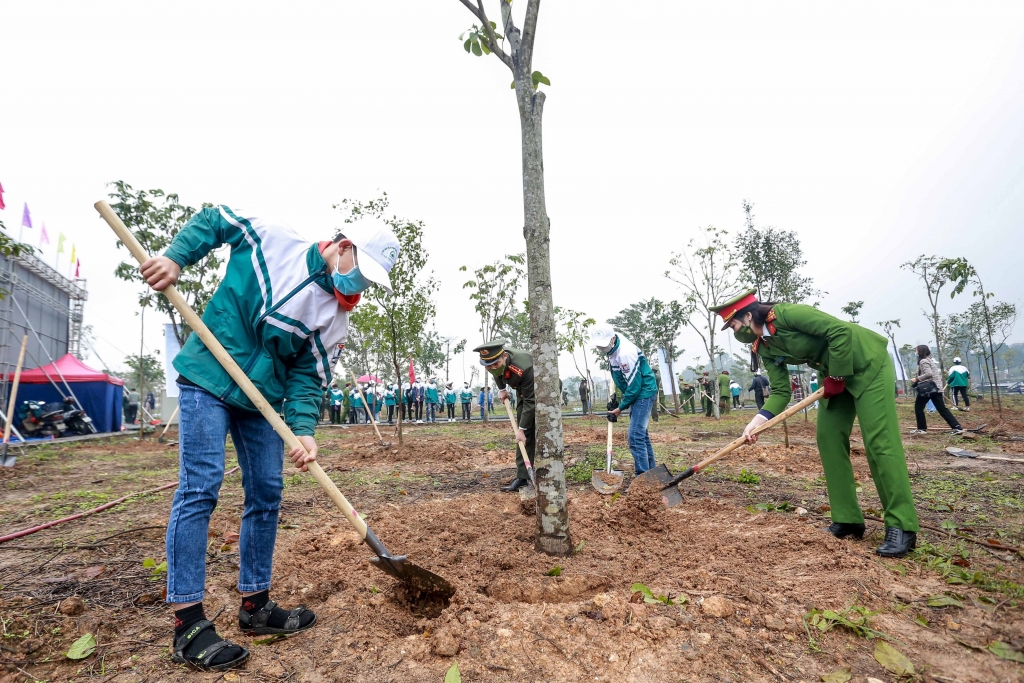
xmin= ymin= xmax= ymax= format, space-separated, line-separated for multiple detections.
xmin=1 ymin=335 xmax=28 ymax=468
xmin=945 ymin=447 xmax=1024 ymax=463
xmin=157 ymin=405 xmax=179 ymax=443
xmin=502 ymin=398 xmax=537 ymax=498
xmin=96 ymin=200 xmax=454 ymax=603
xmin=638 ymin=388 xmax=825 ymax=507
xmin=591 ymin=420 xmax=623 ymax=494
xmin=350 ymin=370 xmax=392 ymax=448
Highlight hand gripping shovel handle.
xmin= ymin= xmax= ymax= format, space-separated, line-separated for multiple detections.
xmin=95 ymin=201 xmax=392 ymax=558
xmin=667 ymin=388 xmax=826 ymax=488
xmin=502 ymin=398 xmax=536 ymax=488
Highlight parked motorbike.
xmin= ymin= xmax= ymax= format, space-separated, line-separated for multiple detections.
xmin=58 ymin=397 xmax=97 ymax=435
xmin=16 ymin=400 xmax=67 ymax=438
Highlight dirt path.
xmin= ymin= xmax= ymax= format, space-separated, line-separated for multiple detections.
xmin=1 ymin=399 xmax=1022 ymax=682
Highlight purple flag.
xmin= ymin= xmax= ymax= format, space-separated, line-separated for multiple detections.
xmin=21 ymin=203 xmax=32 ymax=229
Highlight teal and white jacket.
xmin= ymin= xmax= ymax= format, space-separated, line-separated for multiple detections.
xmin=166 ymin=205 xmax=349 ymax=437
xmin=606 ymin=334 xmax=659 ymax=411
xmin=947 ymin=364 xmax=970 ymax=388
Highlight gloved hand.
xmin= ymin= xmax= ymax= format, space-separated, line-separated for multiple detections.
xmin=742 ymin=413 xmax=770 ymax=443
xmin=823 ymin=376 xmax=846 ymax=399
xmin=606 ymin=396 xmax=619 ymax=422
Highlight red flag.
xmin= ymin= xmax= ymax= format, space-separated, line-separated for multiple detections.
xmin=74 ymin=259 xmax=80 ymax=277
xmin=408 ymin=356 xmax=416 ymax=384
xmin=0 ymin=182 xmax=5 ymax=210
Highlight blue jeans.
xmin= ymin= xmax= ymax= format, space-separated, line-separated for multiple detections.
xmin=628 ymin=395 xmax=657 ymax=474
xmin=426 ymin=402 xmax=436 ymax=422
xmin=166 ymin=384 xmax=284 ymax=603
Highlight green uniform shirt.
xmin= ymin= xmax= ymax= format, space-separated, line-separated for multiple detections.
xmin=489 ymin=348 xmax=534 ymax=429
xmin=754 ymin=303 xmax=889 ymax=416
xmin=718 ymin=373 xmax=730 ymax=399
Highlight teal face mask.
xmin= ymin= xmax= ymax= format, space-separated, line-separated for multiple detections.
xmin=734 ymin=326 xmax=757 ymax=344
xmin=333 ymin=250 xmax=373 ymax=296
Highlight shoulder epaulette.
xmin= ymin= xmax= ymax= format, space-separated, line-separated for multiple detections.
xmin=508 ymin=365 xmax=523 ymax=377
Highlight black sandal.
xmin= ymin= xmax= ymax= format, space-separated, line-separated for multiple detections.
xmin=171 ymin=620 xmax=249 ymax=672
xmin=238 ymin=600 xmax=317 ymax=635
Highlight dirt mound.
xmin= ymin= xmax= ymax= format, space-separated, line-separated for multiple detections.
xmin=620 ymin=477 xmax=667 ymax=523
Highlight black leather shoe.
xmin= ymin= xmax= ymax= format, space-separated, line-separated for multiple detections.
xmin=876 ymin=527 xmax=916 ymax=557
xmin=827 ymin=522 xmax=866 ymax=539
xmin=501 ymin=478 xmax=528 ymax=492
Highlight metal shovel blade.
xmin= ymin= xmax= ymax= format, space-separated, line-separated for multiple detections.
xmin=1 ymin=444 xmax=15 ymax=468
xmin=946 ymin=447 xmax=978 ymax=459
xmin=591 ymin=469 xmax=623 ymax=495
xmin=633 ymin=463 xmax=684 ymax=508
xmin=369 ymin=554 xmax=456 ymax=602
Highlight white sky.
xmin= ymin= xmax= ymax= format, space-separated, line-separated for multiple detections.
xmin=2 ymin=1 xmax=1023 ymax=385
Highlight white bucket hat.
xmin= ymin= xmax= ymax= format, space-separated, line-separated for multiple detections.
xmin=341 ymin=217 xmax=400 ymax=294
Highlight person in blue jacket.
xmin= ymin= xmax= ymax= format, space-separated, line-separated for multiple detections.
xmin=591 ymin=326 xmax=659 ymax=475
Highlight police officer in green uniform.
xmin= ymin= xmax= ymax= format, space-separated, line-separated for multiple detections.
xmin=680 ymin=382 xmax=696 ymax=414
xmin=711 ymin=289 xmax=919 ymax=558
xmin=474 ymin=339 xmax=535 ymax=493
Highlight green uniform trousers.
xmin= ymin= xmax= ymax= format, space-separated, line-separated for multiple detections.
xmin=514 ymin=400 xmax=536 ymax=481
xmin=718 ymin=397 xmax=730 ymax=415
xmin=817 ymin=362 xmax=919 ymax=532
xmin=684 ymin=396 xmax=695 ymax=414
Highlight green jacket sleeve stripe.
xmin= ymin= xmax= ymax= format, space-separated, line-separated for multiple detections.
xmin=219 ymin=205 xmax=273 ymax=311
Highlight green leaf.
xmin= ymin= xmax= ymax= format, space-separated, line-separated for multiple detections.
xmin=66 ymin=633 xmax=96 ymax=660
xmin=471 ymin=41 xmax=482 ymax=57
xmin=928 ymin=595 xmax=964 ymax=608
xmin=987 ymin=641 xmax=1024 ymax=664
xmin=630 ymin=582 xmax=654 ymax=599
xmin=873 ymin=641 xmax=915 ymax=676
xmin=252 ymin=634 xmax=288 ymax=645
xmin=820 ymin=667 xmax=852 ymax=683
xmin=573 ymin=540 xmax=585 ymax=555
xmin=915 ymin=614 xmax=928 ymax=627
xmin=545 ymin=565 xmax=562 ymax=577
xmin=142 ymin=558 xmax=156 ymax=568
xmin=531 ymin=70 xmax=551 ymax=89
xmin=444 ymin=661 xmax=462 ymax=683
xmin=463 ymin=38 xmax=472 ymax=53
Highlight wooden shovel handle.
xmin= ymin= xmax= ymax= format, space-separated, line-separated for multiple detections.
xmin=669 ymin=388 xmax=825 ymax=487
xmin=502 ymin=397 xmax=536 ymax=484
xmin=350 ymin=370 xmax=387 ymax=444
xmin=95 ymin=201 xmax=371 ymax=540
xmin=3 ymin=336 xmax=27 ymax=445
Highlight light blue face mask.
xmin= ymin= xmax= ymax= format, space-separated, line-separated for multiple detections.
xmin=333 ymin=249 xmax=373 ymax=296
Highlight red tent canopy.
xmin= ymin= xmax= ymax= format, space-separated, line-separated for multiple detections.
xmin=7 ymin=353 xmax=125 ymax=385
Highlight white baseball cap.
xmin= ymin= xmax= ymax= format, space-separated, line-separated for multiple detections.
xmin=590 ymin=325 xmax=616 ymax=350
xmin=341 ymin=217 xmax=400 ymax=294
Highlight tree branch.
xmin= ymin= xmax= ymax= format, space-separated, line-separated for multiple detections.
xmin=477 ymin=0 xmax=514 ymax=71
xmin=520 ymin=0 xmax=541 ymax=72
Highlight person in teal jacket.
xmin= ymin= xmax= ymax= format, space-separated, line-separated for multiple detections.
xmin=329 ymin=384 xmax=345 ymax=424
xmin=384 ymin=384 xmax=397 ymax=424
xmin=139 ymin=206 xmax=399 ymax=671
xmin=349 ymin=386 xmax=364 ymax=424
xmin=591 ymin=326 xmax=659 ymax=475
xmin=444 ymin=382 xmax=457 ymax=422
xmin=459 ymin=383 xmax=474 ymax=421
xmin=947 ymin=357 xmax=970 ymax=410
xmin=712 ymin=289 xmax=919 ymax=558
xmin=425 ymin=378 xmax=440 ymax=423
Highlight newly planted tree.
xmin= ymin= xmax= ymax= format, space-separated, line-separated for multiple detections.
xmin=902 ymin=255 xmax=950 ymax=376
xmin=735 ymin=200 xmax=818 ymax=303
xmin=666 ymin=227 xmax=740 ymax=418
xmin=555 ymin=307 xmax=596 ymax=403
xmin=937 ymin=258 xmax=1013 ymax=416
xmin=877 ymin=320 xmax=908 ymax=395
xmin=109 ymin=181 xmax=223 ymax=347
xmin=453 ymin=0 xmax=570 ymax=555
xmin=336 ymin=195 xmax=438 ymax=444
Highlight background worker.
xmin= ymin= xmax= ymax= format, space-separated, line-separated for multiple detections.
xmin=459 ymin=382 xmax=474 ymax=421
xmin=384 ymin=384 xmax=397 ymax=423
xmin=718 ymin=369 xmax=731 ymax=415
xmin=910 ymin=346 xmax=963 ymax=435
xmin=730 ymin=378 xmax=742 ymax=408
xmin=478 ymin=385 xmax=488 ymax=421
xmin=329 ymin=383 xmax=345 ymax=424
xmin=474 ymin=340 xmax=535 ymax=492
xmin=749 ymin=370 xmax=769 ymax=409
xmin=140 ymin=205 xmax=398 ymax=671
xmin=349 ymin=382 xmax=364 ymax=424
xmin=578 ymin=377 xmax=591 ymax=414
xmin=713 ymin=289 xmax=919 ymax=558
xmin=126 ymin=387 xmax=140 ymax=425
xmin=425 ymin=377 xmax=439 ymax=423
xmin=591 ymin=326 xmax=659 ymax=476
xmin=444 ymin=382 xmax=457 ymax=422
xmin=680 ymin=381 xmax=696 ymax=413
xmin=699 ymin=372 xmax=714 ymax=417
xmin=947 ymin=357 xmax=970 ymax=411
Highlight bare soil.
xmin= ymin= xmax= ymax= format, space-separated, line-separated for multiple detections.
xmin=1 ymin=399 xmax=1022 ymax=682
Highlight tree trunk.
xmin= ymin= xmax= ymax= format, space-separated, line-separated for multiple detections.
xmin=518 ymin=88 xmax=571 ymax=557
xmin=930 ymin=309 xmax=947 ymax=378
xmin=890 ymin=334 xmax=908 ymax=396
xmin=980 ymin=295 xmax=1003 ymax=416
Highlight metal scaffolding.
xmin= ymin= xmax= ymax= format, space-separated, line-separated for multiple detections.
xmin=0 ymin=251 xmax=88 ymax=417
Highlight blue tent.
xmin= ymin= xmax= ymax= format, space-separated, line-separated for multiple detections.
xmin=7 ymin=354 xmax=124 ymax=434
